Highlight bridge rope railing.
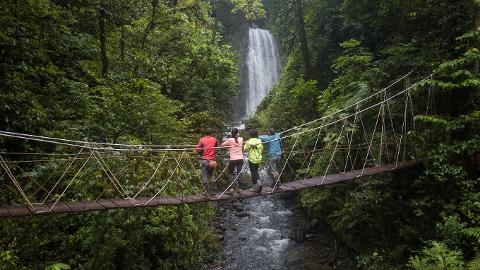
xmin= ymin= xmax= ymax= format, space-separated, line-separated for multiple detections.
xmin=0 ymin=71 xmax=435 ymax=215
xmin=0 ymin=70 xmax=421 ymax=151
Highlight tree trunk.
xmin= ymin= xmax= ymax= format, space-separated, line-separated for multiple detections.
xmin=141 ymin=0 xmax=159 ymax=50
xmin=98 ymin=4 xmax=109 ymax=76
xmin=210 ymin=0 xmax=219 ymax=42
xmin=296 ymin=0 xmax=312 ymax=80
xmin=475 ymin=5 xmax=480 ymax=74
xmin=120 ymin=27 xmax=125 ymax=62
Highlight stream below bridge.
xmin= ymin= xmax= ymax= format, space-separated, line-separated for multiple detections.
xmin=210 ymin=191 xmax=356 ymax=270
xmin=208 ymin=26 xmax=355 ymax=269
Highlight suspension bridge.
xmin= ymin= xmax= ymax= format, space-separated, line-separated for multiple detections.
xmin=0 ymin=71 xmax=434 ymax=218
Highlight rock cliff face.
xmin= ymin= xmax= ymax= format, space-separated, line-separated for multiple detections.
xmin=215 ymin=0 xmax=249 ymax=122
xmin=215 ymin=0 xmax=267 ymax=122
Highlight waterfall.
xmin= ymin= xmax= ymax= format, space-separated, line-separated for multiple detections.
xmin=245 ymin=28 xmax=280 ymax=117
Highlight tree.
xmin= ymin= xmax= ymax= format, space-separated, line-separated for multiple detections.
xmin=296 ymin=0 xmax=312 ymax=80
xmin=98 ymin=2 xmax=109 ymax=75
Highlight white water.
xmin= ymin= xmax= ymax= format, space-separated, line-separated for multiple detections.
xmin=217 ymin=196 xmax=295 ymax=270
xmin=245 ymin=28 xmax=280 ymax=117
xmin=212 ymin=28 xmax=295 ymax=270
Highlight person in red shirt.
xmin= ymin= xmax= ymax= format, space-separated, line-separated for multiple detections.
xmin=196 ymin=128 xmax=218 ymax=195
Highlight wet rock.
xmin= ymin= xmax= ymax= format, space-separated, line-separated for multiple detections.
xmin=293 ymin=228 xmax=306 ymax=242
xmin=214 ymin=222 xmax=226 ymax=231
xmin=232 ymin=202 xmax=243 ymax=212
xmin=236 ymin=212 xmax=249 ymax=217
xmin=319 ymin=256 xmax=328 ymax=264
xmin=309 ymin=218 xmax=319 ymax=229
xmin=327 ymin=253 xmax=336 ymax=265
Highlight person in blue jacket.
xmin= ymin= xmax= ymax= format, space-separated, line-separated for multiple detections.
xmin=259 ymin=128 xmax=282 ymax=183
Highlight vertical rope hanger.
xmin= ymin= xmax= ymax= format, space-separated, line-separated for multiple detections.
xmin=321 ymin=119 xmax=348 ymax=184
xmin=425 ymin=75 xmax=433 ymax=115
xmin=384 ymin=91 xmax=400 ymax=164
xmin=303 ymin=119 xmax=325 ymax=181
xmin=360 ymin=99 xmax=384 ymax=176
xmin=270 ymin=135 xmax=300 ymax=193
xmin=47 ymin=152 xmax=94 ymax=213
xmin=144 ymin=152 xmax=185 ymax=205
xmin=14 ymin=164 xmax=48 ymax=194
xmin=42 ymin=148 xmax=85 ymax=204
xmin=404 ymin=77 xmax=414 ymax=161
xmin=328 ymin=121 xmax=346 ymax=173
xmin=396 ymin=78 xmax=411 ymax=166
xmin=132 ymin=153 xmax=168 ymax=199
xmin=294 ymin=137 xmax=316 ymax=181
xmin=0 ymin=72 xmax=439 ymax=213
xmin=177 ymin=154 xmax=200 ymax=203
xmin=0 ymin=155 xmax=33 ymax=209
xmin=377 ymin=94 xmax=387 ymax=166
xmin=344 ymin=108 xmax=359 ymax=172
xmin=92 ymin=150 xmax=127 ymax=198
xmin=217 ymin=162 xmax=247 ymax=199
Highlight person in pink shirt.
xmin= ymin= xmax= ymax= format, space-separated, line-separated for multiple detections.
xmin=221 ymin=128 xmax=244 ymax=193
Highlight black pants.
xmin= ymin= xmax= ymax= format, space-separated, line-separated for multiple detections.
xmin=228 ymin=159 xmax=244 ymax=175
xmin=249 ymin=161 xmax=260 ymax=185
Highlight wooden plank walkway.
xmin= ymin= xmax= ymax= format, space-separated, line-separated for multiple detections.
xmin=0 ymin=161 xmax=418 ymax=218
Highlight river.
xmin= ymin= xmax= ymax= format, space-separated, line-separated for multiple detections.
xmin=211 ymin=191 xmax=356 ymax=270
xmin=210 ymin=27 xmax=355 ymax=270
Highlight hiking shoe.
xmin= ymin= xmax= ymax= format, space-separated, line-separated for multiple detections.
xmin=248 ymin=185 xmax=262 ymax=193
xmin=227 ymin=189 xmax=238 ymax=196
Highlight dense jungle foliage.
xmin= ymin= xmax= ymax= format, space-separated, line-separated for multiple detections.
xmin=1 ymin=0 xmax=480 ymax=269
xmin=250 ymin=0 xmax=480 ymax=268
xmin=0 ymin=0 xmax=245 ymax=269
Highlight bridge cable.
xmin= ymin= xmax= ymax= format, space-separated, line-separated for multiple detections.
xmin=279 ymin=70 xmax=416 ymax=136
xmin=270 ymin=135 xmax=300 ymax=193
xmin=144 ymin=152 xmax=184 ymax=206
xmin=344 ymin=108 xmax=359 ymax=172
xmin=133 ymin=153 xmax=168 ymax=199
xmin=92 ymin=151 xmax=128 ymax=198
xmin=0 ymin=155 xmax=33 ymax=208
xmin=41 ymin=148 xmax=85 ymax=203
xmin=360 ymin=102 xmax=383 ymax=176
xmin=47 ymin=152 xmax=94 ymax=213
xmin=0 ymin=71 xmax=420 ymax=151
xmin=321 ymin=119 xmax=348 ymax=184
xmin=302 ymin=119 xmax=325 ymax=181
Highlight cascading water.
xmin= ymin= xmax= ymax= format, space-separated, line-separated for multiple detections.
xmin=245 ymin=28 xmax=280 ymax=117
xmin=213 ymin=28 xmax=297 ymax=270
xmin=213 ymin=26 xmax=354 ymax=270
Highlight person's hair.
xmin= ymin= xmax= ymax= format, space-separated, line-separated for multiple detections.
xmin=249 ymin=129 xmax=258 ymax=138
xmin=268 ymin=128 xmax=275 ymax=135
xmin=231 ymin=128 xmax=239 ymax=143
xmin=205 ymin=128 xmax=213 ymax=136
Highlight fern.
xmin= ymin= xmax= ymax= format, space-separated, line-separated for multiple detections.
xmin=467 ymin=256 xmax=480 ymax=270
xmin=463 ymin=228 xmax=480 ymax=270
xmin=464 ymin=227 xmax=480 ymax=242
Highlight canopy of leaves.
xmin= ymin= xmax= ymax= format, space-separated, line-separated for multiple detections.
xmin=253 ymin=0 xmax=480 ymax=268
xmin=0 ymin=0 xmax=238 ymax=269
